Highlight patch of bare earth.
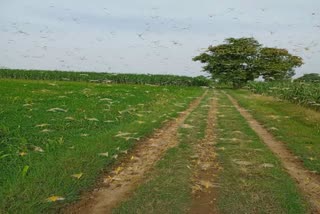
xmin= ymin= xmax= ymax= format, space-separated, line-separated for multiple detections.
xmin=63 ymin=91 xmax=208 ymax=214
xmin=189 ymin=96 xmax=219 ymax=214
xmin=227 ymin=93 xmax=320 ymax=213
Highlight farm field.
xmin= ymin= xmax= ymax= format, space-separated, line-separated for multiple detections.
xmin=0 ymin=69 xmax=210 ymax=87
xmin=1 ymin=78 xmax=320 ymax=213
xmin=248 ymin=81 xmax=320 ymax=111
xmin=0 ymin=79 xmax=204 ymax=213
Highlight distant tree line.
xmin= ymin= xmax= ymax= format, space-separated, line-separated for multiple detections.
xmin=0 ymin=69 xmax=211 ymax=87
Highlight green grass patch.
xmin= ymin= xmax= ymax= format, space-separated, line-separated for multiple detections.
xmin=228 ymin=89 xmax=320 ymax=173
xmin=0 ymin=79 xmax=203 ymax=213
xmin=113 ymin=91 xmax=213 ymax=214
xmin=214 ymin=91 xmax=309 ymax=213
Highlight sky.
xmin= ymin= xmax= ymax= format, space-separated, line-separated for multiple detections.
xmin=0 ymin=0 xmax=319 ymax=77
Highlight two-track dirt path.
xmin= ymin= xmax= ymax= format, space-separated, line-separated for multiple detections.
xmin=64 ymin=91 xmax=208 ymax=214
xmin=226 ymin=93 xmax=320 ymax=213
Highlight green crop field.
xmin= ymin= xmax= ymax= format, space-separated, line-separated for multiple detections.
xmin=1 ymin=72 xmax=320 ymax=214
xmin=0 ymin=78 xmax=203 ymax=213
xmin=0 ymin=69 xmax=211 ymax=87
xmin=248 ymin=81 xmax=320 ymax=111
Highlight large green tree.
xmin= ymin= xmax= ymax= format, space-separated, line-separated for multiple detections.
xmin=295 ymin=73 xmax=320 ymax=83
xmin=193 ymin=37 xmax=303 ymax=88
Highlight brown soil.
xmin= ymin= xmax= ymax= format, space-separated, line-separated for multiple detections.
xmin=189 ymin=96 xmax=219 ymax=214
xmin=227 ymin=93 xmax=320 ymax=213
xmin=63 ymin=91 xmax=208 ymax=214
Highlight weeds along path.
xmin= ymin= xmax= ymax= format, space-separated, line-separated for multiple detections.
xmin=226 ymin=93 xmax=320 ymax=212
xmin=189 ymin=95 xmax=218 ymax=213
xmin=65 ymin=90 xmax=208 ymax=214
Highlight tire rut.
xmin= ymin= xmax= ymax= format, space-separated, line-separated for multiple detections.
xmin=64 ymin=90 xmax=208 ymax=214
xmin=226 ymin=93 xmax=320 ymax=213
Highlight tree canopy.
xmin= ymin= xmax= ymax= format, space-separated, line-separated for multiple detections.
xmin=295 ymin=73 xmax=320 ymax=83
xmin=193 ymin=37 xmax=303 ymax=88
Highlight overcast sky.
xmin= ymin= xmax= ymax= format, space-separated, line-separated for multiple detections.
xmin=0 ymin=0 xmax=319 ymax=77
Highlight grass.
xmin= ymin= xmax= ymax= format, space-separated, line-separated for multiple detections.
xmin=214 ymin=91 xmax=309 ymax=213
xmin=1 ymin=77 xmax=317 ymax=213
xmin=113 ymin=91 xmax=213 ymax=213
xmin=0 ymin=79 xmax=204 ymax=213
xmin=227 ymin=89 xmax=320 ymax=174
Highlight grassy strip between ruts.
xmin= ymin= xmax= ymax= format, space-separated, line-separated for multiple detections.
xmin=0 ymin=79 xmax=204 ymax=213
xmin=113 ymin=91 xmax=213 ymax=214
xmin=214 ymin=91 xmax=310 ymax=213
xmin=227 ymin=89 xmax=320 ymax=174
